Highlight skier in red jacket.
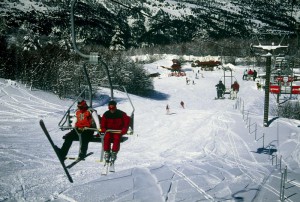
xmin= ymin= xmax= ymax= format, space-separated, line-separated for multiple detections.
xmin=101 ymin=100 xmax=130 ymax=163
xmin=230 ymin=81 xmax=240 ymax=99
xmin=56 ymin=100 xmax=100 ymax=160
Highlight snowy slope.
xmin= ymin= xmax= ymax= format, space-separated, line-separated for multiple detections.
xmin=1 ymin=57 xmax=300 ymax=201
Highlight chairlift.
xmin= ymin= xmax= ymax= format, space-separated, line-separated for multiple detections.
xmin=58 ymin=0 xmax=135 ymax=155
xmin=39 ymin=0 xmax=135 ymax=183
xmin=219 ymin=66 xmax=238 ymax=98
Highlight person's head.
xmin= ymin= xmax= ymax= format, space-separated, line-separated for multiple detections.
xmin=108 ymin=100 xmax=117 ymax=112
xmin=77 ymin=100 xmax=88 ymax=110
xmin=219 ymin=80 xmax=222 ymax=83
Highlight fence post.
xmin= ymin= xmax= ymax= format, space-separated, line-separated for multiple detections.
xmin=280 ymin=172 xmax=284 ymax=201
xmin=242 ymin=101 xmax=245 ymax=119
xmin=280 ymin=155 xmax=282 ymax=171
xmin=248 ymin=118 xmax=251 ymax=132
xmin=255 ymin=123 xmax=257 ymax=140
xmin=284 ymin=166 xmax=287 ymax=183
xmin=280 ymin=166 xmax=287 ymax=201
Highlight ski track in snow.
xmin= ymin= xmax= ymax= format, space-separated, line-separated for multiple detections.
xmin=171 ymin=167 xmax=215 ymax=201
xmin=0 ymin=82 xmax=66 ymax=121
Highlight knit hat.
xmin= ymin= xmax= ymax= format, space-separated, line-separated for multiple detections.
xmin=77 ymin=100 xmax=87 ymax=107
xmin=108 ymin=100 xmax=117 ymax=106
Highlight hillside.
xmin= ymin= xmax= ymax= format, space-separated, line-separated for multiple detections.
xmin=1 ymin=0 xmax=299 ymax=50
xmin=1 ymin=56 xmax=300 ymax=201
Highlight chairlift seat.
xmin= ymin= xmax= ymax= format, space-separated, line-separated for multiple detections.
xmin=87 ymin=135 xmax=128 ymax=143
xmin=223 ymin=88 xmax=231 ymax=95
xmin=67 ymin=130 xmax=129 ymax=143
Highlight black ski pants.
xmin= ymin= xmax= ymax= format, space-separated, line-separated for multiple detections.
xmin=61 ymin=129 xmax=94 ymax=158
xmin=217 ymin=89 xmax=224 ymax=98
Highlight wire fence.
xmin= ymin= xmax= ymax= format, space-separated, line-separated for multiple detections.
xmin=234 ymin=97 xmax=292 ymax=201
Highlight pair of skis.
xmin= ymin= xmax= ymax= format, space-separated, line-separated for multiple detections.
xmin=40 ymin=120 xmax=118 ymax=182
xmin=101 ymin=161 xmax=115 ymax=175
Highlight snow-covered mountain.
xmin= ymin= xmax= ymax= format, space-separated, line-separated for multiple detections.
xmin=1 ymin=0 xmax=299 ymax=49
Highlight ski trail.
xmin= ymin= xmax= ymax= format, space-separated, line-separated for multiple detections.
xmin=17 ymin=87 xmax=65 ymax=109
xmin=219 ymin=112 xmax=266 ymax=175
xmin=214 ymin=113 xmax=293 ymax=201
xmin=0 ymin=85 xmax=66 ymax=118
xmin=171 ymin=167 xmax=214 ymax=201
xmin=3 ymin=101 xmax=53 ymax=115
xmin=184 ymin=163 xmax=226 ymax=192
xmin=204 ymin=110 xmax=279 ymax=200
xmin=2 ymin=82 xmax=64 ymax=109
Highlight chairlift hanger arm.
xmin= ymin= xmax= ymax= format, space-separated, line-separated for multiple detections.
xmin=121 ymin=86 xmax=135 ymax=116
xmin=71 ymin=0 xmax=94 ymax=60
xmin=250 ymin=33 xmax=289 ymax=52
xmin=70 ymin=0 xmax=114 ymax=100
xmin=252 ymin=44 xmax=289 ymax=50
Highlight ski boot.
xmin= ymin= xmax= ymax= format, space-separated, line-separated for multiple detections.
xmin=78 ymin=152 xmax=87 ymax=161
xmin=109 ymin=152 xmax=117 ymax=172
xmin=110 ymin=152 xmax=117 ymax=163
xmin=104 ymin=151 xmax=111 ymax=163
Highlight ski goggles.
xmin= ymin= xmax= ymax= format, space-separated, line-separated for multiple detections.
xmin=108 ymin=105 xmax=116 ymax=110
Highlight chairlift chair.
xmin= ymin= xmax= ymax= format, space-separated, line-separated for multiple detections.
xmin=57 ymin=0 xmax=135 ymax=160
xmin=219 ymin=67 xmax=238 ymax=98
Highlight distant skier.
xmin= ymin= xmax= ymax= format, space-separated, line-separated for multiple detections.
xmin=215 ymin=80 xmax=225 ymax=99
xmin=247 ymin=69 xmax=254 ymax=80
xmin=180 ymin=101 xmax=185 ymax=108
xmin=101 ymin=100 xmax=130 ymax=164
xmin=253 ymin=70 xmax=257 ymax=81
xmin=186 ymin=77 xmax=190 ymax=85
xmin=242 ymin=69 xmax=248 ymax=80
xmin=166 ymin=104 xmax=170 ymax=114
xmin=230 ymin=81 xmax=240 ymax=99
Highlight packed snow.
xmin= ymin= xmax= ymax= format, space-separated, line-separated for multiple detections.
xmin=1 ymin=55 xmax=300 ymax=201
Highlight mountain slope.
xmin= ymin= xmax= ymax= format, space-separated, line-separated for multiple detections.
xmin=1 ymin=56 xmax=300 ymax=201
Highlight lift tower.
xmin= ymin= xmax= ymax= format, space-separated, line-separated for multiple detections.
xmin=251 ymin=33 xmax=289 ymax=127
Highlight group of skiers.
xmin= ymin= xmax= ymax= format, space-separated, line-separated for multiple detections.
xmin=55 ymin=100 xmax=130 ymax=164
xmin=166 ymin=101 xmax=185 ymax=114
xmin=215 ymin=80 xmax=240 ymax=99
xmin=243 ymin=69 xmax=257 ymax=81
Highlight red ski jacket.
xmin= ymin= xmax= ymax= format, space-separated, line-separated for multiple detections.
xmin=231 ymin=83 xmax=240 ymax=91
xmin=75 ymin=109 xmax=93 ymax=128
xmin=101 ymin=109 xmax=130 ymax=135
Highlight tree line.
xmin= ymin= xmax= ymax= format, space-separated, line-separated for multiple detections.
xmin=0 ymin=35 xmax=153 ymax=98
